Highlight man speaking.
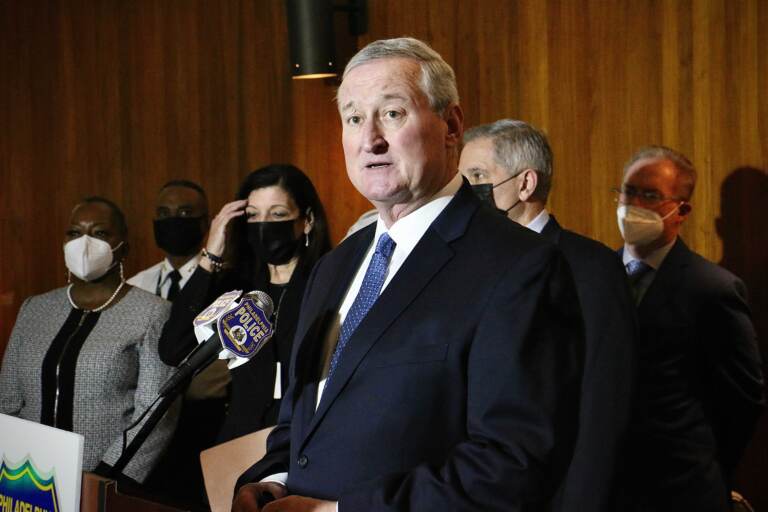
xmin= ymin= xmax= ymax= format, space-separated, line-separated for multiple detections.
xmin=233 ymin=37 xmax=583 ymax=512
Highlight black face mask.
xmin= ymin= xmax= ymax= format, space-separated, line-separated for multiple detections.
xmin=471 ymin=175 xmax=520 ymax=216
xmin=154 ymin=217 xmax=206 ymax=256
xmin=247 ymin=220 xmax=302 ymax=265
xmin=471 ymin=183 xmax=508 ymax=216
xmin=471 ymin=183 xmax=495 ymax=208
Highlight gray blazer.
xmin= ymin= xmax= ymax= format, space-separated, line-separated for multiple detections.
xmin=0 ymin=286 xmax=178 ymax=483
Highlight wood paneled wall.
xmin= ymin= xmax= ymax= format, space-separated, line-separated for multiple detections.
xmin=1 ymin=0 xmax=766 ymax=505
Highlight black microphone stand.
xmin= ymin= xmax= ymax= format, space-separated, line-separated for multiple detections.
xmin=107 ymin=291 xmax=272 ymax=478
xmin=106 ymin=380 xmax=184 ymax=479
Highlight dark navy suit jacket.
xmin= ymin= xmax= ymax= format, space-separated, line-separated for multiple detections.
xmin=238 ymin=183 xmax=585 ymax=511
xmin=541 ymin=217 xmax=636 ymax=512
xmin=620 ymin=238 xmax=764 ymax=511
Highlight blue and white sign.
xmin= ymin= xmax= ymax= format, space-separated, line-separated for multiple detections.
xmin=0 ymin=414 xmax=83 ymax=512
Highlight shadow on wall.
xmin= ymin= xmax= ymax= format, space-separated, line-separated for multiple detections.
xmin=717 ymin=166 xmax=768 ymax=511
xmin=717 ymin=167 xmax=768 ymax=356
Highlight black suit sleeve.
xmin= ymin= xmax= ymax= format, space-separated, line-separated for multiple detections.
xmin=702 ymin=275 xmax=765 ymax=473
xmin=555 ymin=243 xmax=637 ymax=511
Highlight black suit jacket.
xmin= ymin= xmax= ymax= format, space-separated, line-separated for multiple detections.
xmin=541 ymin=217 xmax=636 ymax=512
xmin=239 ymin=183 xmax=585 ymax=511
xmin=621 ymin=238 xmax=764 ymax=511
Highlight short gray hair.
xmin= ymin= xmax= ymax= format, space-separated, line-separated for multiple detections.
xmin=341 ymin=37 xmax=459 ymax=114
xmin=624 ymin=145 xmax=697 ymax=200
xmin=463 ymin=119 xmax=554 ymax=200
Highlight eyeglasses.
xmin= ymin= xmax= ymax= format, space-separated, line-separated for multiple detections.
xmin=611 ymin=185 xmax=685 ymax=205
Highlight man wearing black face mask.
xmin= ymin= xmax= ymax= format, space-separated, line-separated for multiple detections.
xmin=460 ymin=119 xmax=637 ymax=512
xmin=129 ymin=180 xmax=210 ymax=299
xmin=129 ymin=180 xmax=228 ymax=510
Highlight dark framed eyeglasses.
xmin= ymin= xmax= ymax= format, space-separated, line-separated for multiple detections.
xmin=611 ymin=185 xmax=685 ymax=205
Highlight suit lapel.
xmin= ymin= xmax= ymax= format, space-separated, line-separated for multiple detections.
xmin=292 ymin=227 xmax=376 ymax=380
xmin=298 ymin=182 xmax=479 ymax=450
xmin=290 ymin=227 xmax=375 ymax=441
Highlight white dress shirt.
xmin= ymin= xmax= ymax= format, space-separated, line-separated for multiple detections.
xmin=524 ymin=208 xmax=551 ymax=234
xmin=127 ymin=255 xmax=200 ymax=299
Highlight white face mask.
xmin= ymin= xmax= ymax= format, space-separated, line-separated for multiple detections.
xmin=616 ymin=204 xmax=678 ymax=246
xmin=64 ymin=235 xmax=123 ymax=281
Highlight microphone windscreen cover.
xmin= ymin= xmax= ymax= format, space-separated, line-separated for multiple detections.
xmin=244 ymin=290 xmax=275 ymax=317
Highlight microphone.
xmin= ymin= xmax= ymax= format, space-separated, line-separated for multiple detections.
xmin=158 ymin=290 xmax=275 ymax=397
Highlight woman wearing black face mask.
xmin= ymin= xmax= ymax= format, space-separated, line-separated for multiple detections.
xmin=158 ymin=165 xmax=331 ymax=443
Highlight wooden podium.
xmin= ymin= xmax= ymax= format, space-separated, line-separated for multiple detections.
xmin=80 ymin=472 xmax=188 ymax=512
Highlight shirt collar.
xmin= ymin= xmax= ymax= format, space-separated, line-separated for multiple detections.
xmin=622 ymin=238 xmax=676 ymax=270
xmin=161 ymin=253 xmax=201 ymax=279
xmin=525 ymin=208 xmax=550 ymax=234
xmin=372 ymin=172 xmax=462 ymax=253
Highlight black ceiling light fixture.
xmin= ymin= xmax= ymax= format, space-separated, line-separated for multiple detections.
xmin=286 ymin=0 xmax=367 ymax=80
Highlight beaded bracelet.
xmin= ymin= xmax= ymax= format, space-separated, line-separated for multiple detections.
xmin=202 ymin=248 xmax=224 ymax=272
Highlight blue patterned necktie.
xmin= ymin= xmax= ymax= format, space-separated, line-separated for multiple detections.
xmin=626 ymin=260 xmax=652 ymax=304
xmin=626 ymin=260 xmax=652 ymax=282
xmin=327 ymin=233 xmax=397 ymax=381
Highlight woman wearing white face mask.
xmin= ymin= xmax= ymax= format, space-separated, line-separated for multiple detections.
xmin=0 ymin=197 xmax=178 ymax=486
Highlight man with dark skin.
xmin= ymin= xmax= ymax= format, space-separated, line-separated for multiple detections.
xmin=129 ymin=180 xmax=226 ymax=509
xmin=129 ymin=180 xmax=210 ymax=296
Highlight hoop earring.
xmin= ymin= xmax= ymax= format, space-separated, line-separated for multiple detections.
xmin=119 ymin=262 xmax=125 ymax=282
xmin=67 ymin=269 xmax=72 ymax=284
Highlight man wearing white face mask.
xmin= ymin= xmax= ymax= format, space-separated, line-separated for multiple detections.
xmin=615 ymin=146 xmax=764 ymax=511
xmin=616 ymin=146 xmax=696 ymax=304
